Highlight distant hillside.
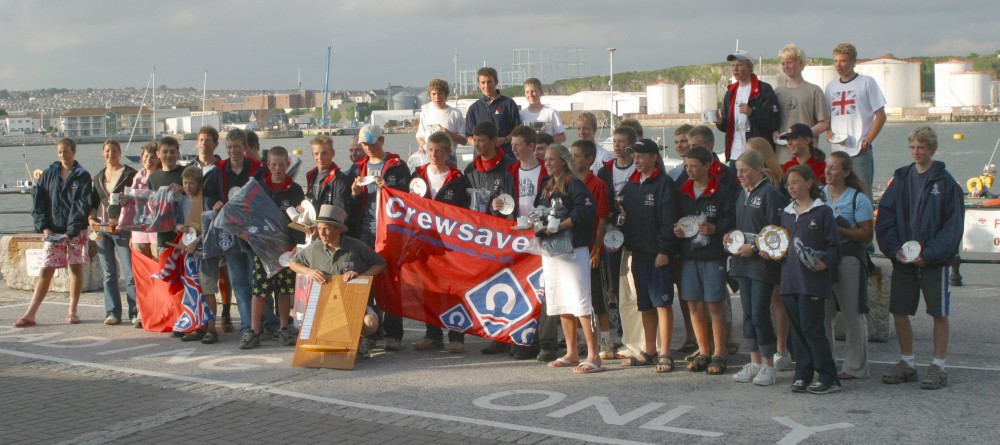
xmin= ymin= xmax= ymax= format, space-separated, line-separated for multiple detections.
xmin=531 ymin=51 xmax=1000 ymax=95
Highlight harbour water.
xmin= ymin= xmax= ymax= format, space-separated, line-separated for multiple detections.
xmin=0 ymin=122 xmax=995 ymax=233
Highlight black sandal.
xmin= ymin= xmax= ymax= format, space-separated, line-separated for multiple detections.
xmin=687 ymin=354 xmax=709 ymax=372
xmin=201 ymin=329 xmax=219 ymax=344
xmin=181 ymin=328 xmax=206 ymax=342
xmin=706 ymin=355 xmax=728 ymax=375
xmin=655 ymin=355 xmax=675 ymax=373
xmin=622 ymin=351 xmax=656 ymax=366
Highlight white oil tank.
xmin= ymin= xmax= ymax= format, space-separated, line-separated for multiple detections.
xmin=646 ymin=82 xmax=679 ymax=114
xmin=935 ymin=59 xmax=974 ymax=107
xmin=683 ymin=84 xmax=718 ymax=114
xmin=856 ymin=57 xmax=921 ymax=108
xmin=949 ymin=71 xmax=990 ymax=107
xmin=802 ymin=65 xmax=838 ymax=90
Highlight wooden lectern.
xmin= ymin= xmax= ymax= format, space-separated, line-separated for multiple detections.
xmin=292 ymin=275 xmax=373 ymax=370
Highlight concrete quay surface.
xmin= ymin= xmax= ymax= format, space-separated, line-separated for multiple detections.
xmin=1 ymin=262 xmax=999 ymax=444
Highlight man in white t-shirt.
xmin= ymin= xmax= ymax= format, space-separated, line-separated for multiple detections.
xmin=414 ymin=79 xmax=465 ymax=168
xmin=575 ymin=111 xmax=615 ymax=174
xmin=774 ymin=44 xmax=830 ymax=165
xmin=825 ymin=42 xmax=886 ymax=191
xmin=519 ymin=78 xmax=567 ymax=144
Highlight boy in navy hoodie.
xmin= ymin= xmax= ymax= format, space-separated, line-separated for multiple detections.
xmin=876 ymin=126 xmax=963 ymax=390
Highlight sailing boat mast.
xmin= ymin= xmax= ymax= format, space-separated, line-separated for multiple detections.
xmin=201 ymin=69 xmax=208 ymax=128
xmin=151 ymin=66 xmax=157 ymax=138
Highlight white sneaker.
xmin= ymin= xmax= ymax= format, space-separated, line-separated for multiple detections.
xmin=774 ymin=351 xmax=792 ymax=371
xmin=733 ymin=363 xmax=761 ymax=383
xmin=104 ymin=315 xmax=120 ymax=326
xmin=753 ymin=366 xmax=776 ymax=386
xmin=599 ymin=338 xmax=615 ymax=360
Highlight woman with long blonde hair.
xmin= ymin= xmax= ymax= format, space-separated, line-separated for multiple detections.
xmin=747 ymin=137 xmax=785 ymax=187
xmin=536 ymin=144 xmax=602 ymax=373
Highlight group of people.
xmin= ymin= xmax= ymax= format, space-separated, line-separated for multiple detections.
xmin=10 ymin=42 xmax=964 ymax=393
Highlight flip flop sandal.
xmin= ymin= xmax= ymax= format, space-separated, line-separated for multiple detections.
xmin=13 ymin=318 xmax=36 ymax=328
xmin=655 ymin=355 xmax=675 ymax=373
xmin=622 ymin=351 xmax=656 ymax=367
xmin=838 ymin=372 xmax=857 ymax=380
xmin=548 ymin=357 xmax=580 ymax=368
xmin=574 ymin=361 xmax=606 ymax=374
xmin=65 ymin=314 xmax=82 ymax=324
xmin=706 ymin=355 xmax=728 ymax=375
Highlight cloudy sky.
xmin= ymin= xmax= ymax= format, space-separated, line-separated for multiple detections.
xmin=2 ymin=0 xmax=997 ymax=91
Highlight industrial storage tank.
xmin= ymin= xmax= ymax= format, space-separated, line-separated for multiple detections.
xmin=646 ymin=82 xmax=679 ymax=114
xmin=683 ymin=83 xmax=718 ymax=114
xmin=856 ymin=57 xmax=921 ymax=108
xmin=416 ymin=91 xmax=430 ymax=108
xmin=802 ymin=65 xmax=839 ymax=89
xmin=949 ymin=71 xmax=991 ymax=107
xmin=391 ymin=92 xmax=418 ymax=110
xmin=935 ymin=59 xmax=974 ymax=107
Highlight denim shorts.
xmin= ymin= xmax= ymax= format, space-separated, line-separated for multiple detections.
xmin=680 ymin=259 xmax=728 ymax=303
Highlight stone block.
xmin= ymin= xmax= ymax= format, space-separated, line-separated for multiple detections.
xmin=1 ymin=234 xmax=104 ymax=292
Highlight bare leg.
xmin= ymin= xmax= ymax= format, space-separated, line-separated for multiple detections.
xmin=68 ymin=264 xmax=83 ymax=319
xmin=361 ymin=310 xmax=380 ymax=337
xmin=771 ymin=287 xmax=789 ymax=354
xmin=20 ymin=268 xmax=56 ymax=321
xmin=687 ymin=301 xmax=711 ymax=356
xmin=679 ymin=298 xmax=696 ymax=347
xmin=560 ymin=315 xmax=581 ymax=362
xmin=204 ymin=293 xmax=218 ymax=330
xmin=640 ymin=309 xmax=658 ymax=356
xmin=136 ymin=243 xmax=154 ymax=259
xmin=932 ymin=316 xmax=949 ymax=360
xmin=578 ymin=314 xmax=602 ymax=367
xmin=894 ymin=314 xmax=914 ymax=357
xmin=250 ymin=297 xmax=264 ymax=334
xmin=708 ymin=302 xmax=728 ymax=358
xmin=656 ymin=306 xmax=674 ymax=357
xmin=277 ymin=294 xmax=291 ymax=329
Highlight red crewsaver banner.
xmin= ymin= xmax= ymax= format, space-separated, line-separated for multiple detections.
xmin=376 ymin=187 xmax=542 ymax=345
xmin=131 ymin=248 xmax=184 ymax=333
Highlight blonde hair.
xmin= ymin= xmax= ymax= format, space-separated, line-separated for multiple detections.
xmin=778 ymin=44 xmax=805 ymax=62
xmin=833 ymin=42 xmax=857 ymax=61
xmin=746 ymin=137 xmax=784 ymax=185
xmin=544 ymin=144 xmax=577 ymax=196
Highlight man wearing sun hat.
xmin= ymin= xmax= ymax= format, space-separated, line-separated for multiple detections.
xmin=716 ymin=50 xmax=780 ymax=164
xmin=289 ymin=204 xmax=385 ymax=356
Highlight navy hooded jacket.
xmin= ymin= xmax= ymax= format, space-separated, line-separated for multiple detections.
xmin=33 ymin=161 xmax=92 ymax=238
xmin=875 ymin=161 xmax=964 ymax=268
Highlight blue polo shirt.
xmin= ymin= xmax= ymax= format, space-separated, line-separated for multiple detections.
xmin=464 ymin=92 xmax=521 ymax=157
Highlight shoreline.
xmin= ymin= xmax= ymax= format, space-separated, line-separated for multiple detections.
xmin=2 ymin=117 xmax=995 ymax=148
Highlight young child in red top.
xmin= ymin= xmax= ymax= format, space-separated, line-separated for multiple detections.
xmin=780 ymin=123 xmax=826 ymax=185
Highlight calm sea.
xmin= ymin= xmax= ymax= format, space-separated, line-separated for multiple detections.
xmin=1 ymin=123 xmax=996 ymax=233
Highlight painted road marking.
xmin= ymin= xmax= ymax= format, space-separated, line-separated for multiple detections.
xmin=0 ymin=347 xmax=658 ymax=445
